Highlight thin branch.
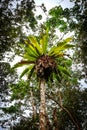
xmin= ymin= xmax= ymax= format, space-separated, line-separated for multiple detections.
xmin=46 ymin=93 xmax=82 ymax=130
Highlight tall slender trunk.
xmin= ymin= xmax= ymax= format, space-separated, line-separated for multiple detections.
xmin=39 ymin=79 xmax=46 ymax=130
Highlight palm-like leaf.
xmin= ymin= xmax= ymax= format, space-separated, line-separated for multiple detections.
xmin=20 ymin=64 xmax=35 ymax=78
xmin=40 ymin=28 xmax=49 ymax=54
xmin=48 ymin=37 xmax=73 ymax=57
xmin=58 ymin=65 xmax=70 ymax=77
xmin=26 ymin=36 xmax=43 ymax=55
xmin=12 ymin=61 xmax=35 ymax=69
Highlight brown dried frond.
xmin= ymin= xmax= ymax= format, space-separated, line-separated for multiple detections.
xmin=35 ymin=55 xmax=56 ymax=80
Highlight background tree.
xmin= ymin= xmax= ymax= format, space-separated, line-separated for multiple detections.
xmin=0 ymin=0 xmax=37 ymax=60
xmin=62 ymin=0 xmax=87 ymax=81
xmin=0 ymin=62 xmax=18 ymax=128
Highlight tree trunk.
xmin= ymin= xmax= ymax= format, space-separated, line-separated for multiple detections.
xmin=39 ymin=79 xmax=46 ymax=130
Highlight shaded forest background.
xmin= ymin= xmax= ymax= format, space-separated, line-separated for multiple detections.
xmin=0 ymin=0 xmax=87 ymax=130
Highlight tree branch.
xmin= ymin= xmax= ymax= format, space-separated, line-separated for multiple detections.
xmin=46 ymin=93 xmax=82 ymax=130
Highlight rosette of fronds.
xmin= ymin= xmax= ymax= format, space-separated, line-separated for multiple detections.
xmin=12 ymin=28 xmax=74 ymax=81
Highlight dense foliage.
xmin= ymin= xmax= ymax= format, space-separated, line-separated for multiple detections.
xmin=0 ymin=0 xmax=37 ymax=59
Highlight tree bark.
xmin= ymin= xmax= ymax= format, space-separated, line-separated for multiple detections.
xmin=39 ymin=79 xmax=46 ymax=130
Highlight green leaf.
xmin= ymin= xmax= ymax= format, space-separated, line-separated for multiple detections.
xmin=64 ymin=59 xmax=72 ymax=67
xmin=63 ymin=44 xmax=75 ymax=49
xmin=48 ymin=46 xmax=56 ymax=55
xmin=48 ymin=37 xmax=73 ymax=56
xmin=28 ymin=36 xmax=43 ymax=55
xmin=40 ymin=28 xmax=49 ymax=54
xmin=58 ymin=65 xmax=70 ymax=77
xmin=20 ymin=64 xmax=35 ymax=78
xmin=12 ymin=61 xmax=35 ymax=69
xmin=23 ymin=53 xmax=36 ymax=61
xmin=28 ymin=44 xmax=40 ymax=57
xmin=49 ymin=6 xmax=63 ymax=17
xmin=25 ymin=47 xmax=39 ymax=58
xmin=57 ymin=37 xmax=72 ymax=46
xmin=20 ymin=68 xmax=29 ymax=78
xmin=28 ymin=65 xmax=35 ymax=79
xmin=2 ymin=105 xmax=19 ymax=113
xmin=49 ymin=51 xmax=64 ymax=58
